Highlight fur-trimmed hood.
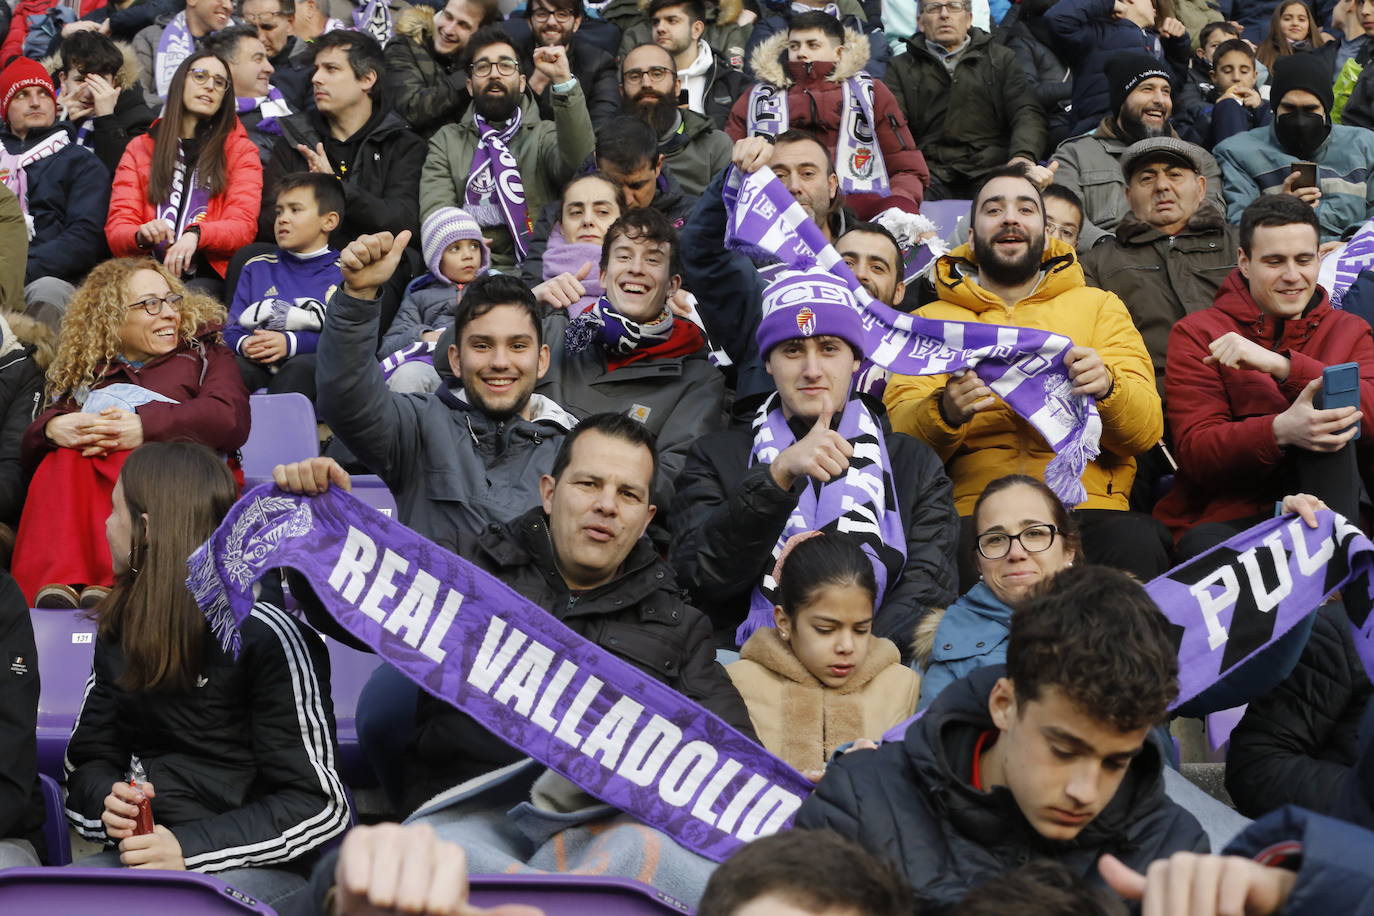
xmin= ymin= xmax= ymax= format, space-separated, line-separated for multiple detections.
xmin=394 ymin=3 xmax=436 ymax=43
xmin=749 ymin=24 xmax=871 ymax=87
xmin=42 ymin=40 xmax=140 ymax=91
xmin=910 ymin=606 xmax=945 ymax=670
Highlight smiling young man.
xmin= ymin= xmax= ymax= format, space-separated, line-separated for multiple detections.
xmin=538 ymin=208 xmax=724 ymax=483
xmin=512 ymin=0 xmax=621 ymax=126
xmin=1082 ymin=137 xmax=1238 ymax=395
xmin=1155 ymin=193 xmax=1374 ymax=557
xmin=132 ymin=0 xmax=234 ymax=104
xmin=383 ymin=0 xmax=491 ymax=137
xmin=670 ymin=265 xmax=958 ymax=651
xmin=262 ymin=30 xmax=426 ymax=246
xmin=1052 ymin=53 xmax=1226 ymax=249
xmin=796 ymin=563 xmax=1206 ymax=911
xmin=884 ymin=165 xmax=1171 ymax=584
xmin=420 ymin=25 xmax=596 ymax=272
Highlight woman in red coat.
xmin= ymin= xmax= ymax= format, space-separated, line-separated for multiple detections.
xmin=105 ymin=50 xmax=261 ymax=298
xmin=12 ymin=258 xmax=250 ymax=607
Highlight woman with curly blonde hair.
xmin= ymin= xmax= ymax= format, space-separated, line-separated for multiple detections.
xmin=11 ymin=258 xmax=251 ymax=608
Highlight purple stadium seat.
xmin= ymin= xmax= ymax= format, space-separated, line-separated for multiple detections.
xmin=467 ymin=873 xmax=691 ymax=914
xmin=31 ymin=608 xmax=96 ymax=779
xmin=349 ymin=475 xmax=397 ymax=519
xmin=38 ymin=773 xmax=70 ymax=866
xmin=325 ymin=638 xmax=383 ymax=787
xmin=0 ymin=868 xmax=275 ymax=913
xmin=241 ymin=393 xmax=319 ymax=480
xmin=921 ymin=198 xmax=972 ymax=241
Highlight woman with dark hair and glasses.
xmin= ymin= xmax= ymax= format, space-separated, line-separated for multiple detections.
xmin=105 ymin=50 xmax=263 ymax=300
xmin=10 ymin=259 xmax=249 ymax=609
xmin=911 ymin=474 xmax=1080 ymax=710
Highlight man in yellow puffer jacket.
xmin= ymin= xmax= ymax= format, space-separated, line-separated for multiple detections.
xmin=884 ymin=165 xmax=1170 ymax=584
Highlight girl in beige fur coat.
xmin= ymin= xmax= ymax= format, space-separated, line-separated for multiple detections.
xmin=727 ymin=532 xmax=920 ymax=775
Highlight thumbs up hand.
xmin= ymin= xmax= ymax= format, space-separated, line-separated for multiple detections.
xmin=769 ymin=403 xmax=855 ymax=490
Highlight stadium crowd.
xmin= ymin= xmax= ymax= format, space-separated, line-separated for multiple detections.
xmin=3 ymin=0 xmax=1374 ymax=909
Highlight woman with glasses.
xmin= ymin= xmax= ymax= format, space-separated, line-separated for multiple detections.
xmin=10 ymin=259 xmax=250 ymax=609
xmin=105 ymin=50 xmax=263 ymax=300
xmin=912 ymin=474 xmax=1080 ymax=710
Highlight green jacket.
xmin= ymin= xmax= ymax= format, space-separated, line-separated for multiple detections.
xmin=882 ymin=29 xmax=1047 ymax=188
xmin=420 ymin=84 xmax=596 ymax=272
xmin=1080 ymin=203 xmax=1238 ymax=395
xmin=661 ymin=109 xmax=733 ymax=198
xmin=383 ymin=5 xmax=468 ymax=139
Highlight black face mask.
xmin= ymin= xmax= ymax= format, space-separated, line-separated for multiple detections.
xmin=1274 ymin=110 xmax=1331 ymax=159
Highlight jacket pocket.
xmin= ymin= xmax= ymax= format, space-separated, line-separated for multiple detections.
xmin=598 ymin=620 xmax=682 ymax=682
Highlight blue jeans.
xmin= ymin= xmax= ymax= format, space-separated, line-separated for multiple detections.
xmin=355 ymin=662 xmax=419 ymax=811
xmin=76 ymin=850 xmax=306 ymax=909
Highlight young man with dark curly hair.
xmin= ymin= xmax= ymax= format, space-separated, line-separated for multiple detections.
xmin=795 ymin=563 xmax=1207 ymax=911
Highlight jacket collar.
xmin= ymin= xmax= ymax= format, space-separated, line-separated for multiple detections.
xmin=934 ymin=236 xmax=1083 ymax=314
xmin=750 ymin=23 xmax=871 ymax=87
xmin=1210 ymin=269 xmax=1329 ymax=345
xmin=1114 ymin=201 xmax=1229 ymax=244
xmin=739 ymin=625 xmax=901 ymax=693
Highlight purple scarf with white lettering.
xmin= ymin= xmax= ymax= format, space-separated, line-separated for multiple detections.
xmin=883 ymin=509 xmax=1374 ymax=742
xmin=466 ymin=110 xmax=529 ymax=263
xmin=724 ymin=168 xmax=1102 ymax=505
xmin=188 ymin=486 xmax=812 ymax=862
xmin=741 ymin=394 xmax=905 ymax=644
xmin=154 ymin=12 xmax=196 ymax=99
xmin=351 ymin=0 xmax=393 ymax=43
xmin=156 ymin=141 xmax=212 ymax=242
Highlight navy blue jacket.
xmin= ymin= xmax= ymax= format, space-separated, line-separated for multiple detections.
xmin=1204 ymin=96 xmax=1273 ymax=150
xmin=1 ymin=122 xmax=110 ymax=285
xmin=1224 ymin=806 xmax=1374 ymax=912
xmin=1046 ymin=0 xmax=1193 ymax=137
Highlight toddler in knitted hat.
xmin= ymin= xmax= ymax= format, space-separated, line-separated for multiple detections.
xmin=422 ymin=207 xmax=490 ymax=288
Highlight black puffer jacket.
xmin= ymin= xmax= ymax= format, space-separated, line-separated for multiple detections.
xmin=0 ymin=572 xmax=42 ymax=852
xmin=64 ymin=604 xmax=351 ymax=873
xmin=796 ymin=667 xmax=1203 ymax=911
xmin=995 ymin=0 xmax=1074 ymax=145
xmin=669 ymin=397 xmax=959 ymax=652
xmin=0 ymin=330 xmax=42 ymax=527
xmin=407 ymin=506 xmax=756 ymax=808
xmin=1225 ymin=603 xmax=1374 ymax=819
xmin=796 ymin=665 xmax=1208 ymax=911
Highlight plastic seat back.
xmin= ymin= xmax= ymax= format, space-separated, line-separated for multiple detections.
xmin=0 ymin=868 xmax=275 ymax=913
xmin=467 ymin=873 xmax=691 ymax=913
xmin=31 ymin=608 xmax=96 ymax=779
xmin=241 ymin=393 xmax=319 ymax=480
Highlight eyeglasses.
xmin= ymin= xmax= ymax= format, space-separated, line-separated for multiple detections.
xmin=975 ymin=524 xmax=1059 ymax=560
xmin=623 ymin=65 xmax=674 ymax=84
xmin=125 ymin=294 xmax=184 ymax=316
xmin=921 ymin=1 xmax=969 ymax=13
xmin=469 ymin=57 xmax=519 ymax=77
xmin=530 ymin=7 xmax=575 ymax=22
xmin=244 ymin=11 xmax=286 ymax=25
xmin=187 ymin=67 xmax=229 ymax=92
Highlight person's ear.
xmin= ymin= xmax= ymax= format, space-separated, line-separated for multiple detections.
xmin=539 ymin=473 xmax=556 ymax=514
xmin=1237 ymin=246 xmax=1250 ymax=279
xmin=321 ymin=210 xmax=341 ymax=233
xmin=359 ymin=67 xmax=378 ymax=95
xmin=827 ymin=171 xmax=839 ymax=203
xmin=1196 ymin=173 xmax=1207 ymax=198
xmin=536 ymin=342 xmax=551 ymax=379
xmin=988 ymin=677 xmax=1018 ymax=731
xmin=653 ymin=153 xmax=665 ymax=176
xmin=773 ymin=605 xmax=789 ymax=637
xmin=638 ymin=502 xmax=657 ymax=538
xmin=892 ymin=278 xmax=907 ymax=305
xmin=668 ymin=272 xmax=682 ymax=298
xmin=447 ymin=342 xmax=461 ymax=376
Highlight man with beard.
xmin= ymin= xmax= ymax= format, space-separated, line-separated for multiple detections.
xmin=680 ymin=131 xmax=858 ymax=404
xmin=509 ymin=0 xmax=621 ymax=127
xmin=421 ymin=25 xmax=596 ymax=272
xmin=884 ymin=165 xmax=1171 ymax=583
xmin=669 ymin=256 xmax=959 ymax=653
xmin=647 ymin=0 xmax=751 ymax=129
xmin=262 ymin=30 xmax=425 ymax=246
xmin=1052 ymin=53 xmax=1224 ymax=249
xmin=1215 ymin=54 xmax=1374 ymax=243
xmin=620 ymin=42 xmax=732 ymax=197
xmin=383 ymin=0 xmax=491 ymax=138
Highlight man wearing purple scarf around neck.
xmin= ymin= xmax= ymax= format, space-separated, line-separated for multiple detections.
xmin=670 ymin=260 xmax=959 ymax=655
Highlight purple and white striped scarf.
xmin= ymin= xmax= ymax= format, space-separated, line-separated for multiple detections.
xmin=351 ymin=0 xmax=394 ymax=43
xmin=564 ymin=296 xmax=674 ymax=356
xmin=467 ymin=110 xmax=529 ymax=263
xmin=1320 ymin=219 xmax=1374 ymax=308
xmin=745 ymin=74 xmax=889 ymax=195
xmin=156 ymin=142 xmax=212 ymax=243
xmin=0 ymin=129 xmax=70 ymax=215
xmin=236 ymin=86 xmax=292 ymax=136
xmin=724 ymin=167 xmax=1102 ymax=505
xmin=741 ymin=394 xmax=905 ymax=644
xmin=154 ymin=12 xmax=196 ymax=99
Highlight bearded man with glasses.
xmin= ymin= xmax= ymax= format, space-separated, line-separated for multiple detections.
xmin=420 ymin=25 xmax=596 ymax=272
xmin=504 ymin=0 xmax=621 ymax=126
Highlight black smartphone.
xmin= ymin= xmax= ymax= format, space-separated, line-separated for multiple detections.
xmin=1317 ymin=361 xmax=1361 ymax=440
xmin=1292 ymin=161 xmax=1318 ymax=189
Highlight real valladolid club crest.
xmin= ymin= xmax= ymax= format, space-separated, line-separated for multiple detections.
xmin=223 ymin=495 xmax=314 ymax=588
xmin=796 ymin=306 xmax=817 ymax=336
xmin=850 ymin=147 xmax=875 ymax=179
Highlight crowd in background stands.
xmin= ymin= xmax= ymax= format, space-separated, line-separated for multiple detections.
xmin=3 ymin=0 xmax=1374 ymax=909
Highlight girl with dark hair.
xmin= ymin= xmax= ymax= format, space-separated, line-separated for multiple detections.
xmin=64 ymin=442 xmax=349 ymax=909
xmin=105 ymin=50 xmax=262 ymax=297
xmin=912 ymin=474 xmax=1080 ymax=711
xmin=1257 ymin=0 xmax=1329 ymax=68
xmin=727 ymin=532 xmax=919 ymax=774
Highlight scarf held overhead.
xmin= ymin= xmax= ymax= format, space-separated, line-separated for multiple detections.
xmin=188 ymin=485 xmax=812 ymax=862
xmin=466 ymin=110 xmax=529 ymax=263
xmin=745 ymin=74 xmax=890 ymax=196
xmin=883 ymin=509 xmax=1374 ymax=742
xmin=723 ymin=167 xmax=1102 ymax=505
xmin=741 ymin=394 xmax=905 ymax=644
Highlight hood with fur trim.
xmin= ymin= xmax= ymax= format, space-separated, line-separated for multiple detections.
xmin=395 ymin=3 xmax=436 ymax=43
xmin=749 ymin=24 xmax=870 ymax=87
xmin=42 ymin=40 xmax=140 ymax=91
